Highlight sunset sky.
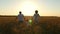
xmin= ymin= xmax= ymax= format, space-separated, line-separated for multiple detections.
xmin=0 ymin=0 xmax=60 ymax=16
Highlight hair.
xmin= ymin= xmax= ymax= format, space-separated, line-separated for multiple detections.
xmin=19 ymin=11 xmax=21 ymax=14
xmin=35 ymin=10 xmax=38 ymax=14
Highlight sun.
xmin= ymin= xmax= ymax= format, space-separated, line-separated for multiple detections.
xmin=19 ymin=1 xmax=38 ymax=16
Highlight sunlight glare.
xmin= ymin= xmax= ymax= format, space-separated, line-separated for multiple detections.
xmin=19 ymin=1 xmax=38 ymax=16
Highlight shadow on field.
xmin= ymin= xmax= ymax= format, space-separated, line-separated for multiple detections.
xmin=0 ymin=21 xmax=60 ymax=34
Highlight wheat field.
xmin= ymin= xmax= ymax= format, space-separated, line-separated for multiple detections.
xmin=0 ymin=16 xmax=60 ymax=34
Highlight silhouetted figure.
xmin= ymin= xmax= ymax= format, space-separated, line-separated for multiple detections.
xmin=33 ymin=10 xmax=40 ymax=24
xmin=17 ymin=11 xmax=24 ymax=24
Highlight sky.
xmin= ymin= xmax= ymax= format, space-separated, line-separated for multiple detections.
xmin=0 ymin=0 xmax=60 ymax=16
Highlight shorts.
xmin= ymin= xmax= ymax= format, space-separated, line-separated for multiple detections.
xmin=18 ymin=21 xmax=23 ymax=25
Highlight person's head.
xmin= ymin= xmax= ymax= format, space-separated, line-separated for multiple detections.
xmin=35 ymin=10 xmax=38 ymax=14
xmin=19 ymin=11 xmax=21 ymax=14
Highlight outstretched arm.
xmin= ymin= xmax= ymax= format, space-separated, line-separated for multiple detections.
xmin=38 ymin=14 xmax=40 ymax=17
xmin=22 ymin=14 xmax=25 ymax=21
xmin=15 ymin=15 xmax=18 ymax=21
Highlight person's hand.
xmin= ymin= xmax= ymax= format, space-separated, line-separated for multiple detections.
xmin=15 ymin=18 xmax=18 ymax=22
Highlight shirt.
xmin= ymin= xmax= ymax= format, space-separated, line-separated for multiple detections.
xmin=33 ymin=14 xmax=40 ymax=21
xmin=18 ymin=14 xmax=24 ymax=21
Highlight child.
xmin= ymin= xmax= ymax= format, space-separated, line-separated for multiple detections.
xmin=17 ymin=11 xmax=24 ymax=24
xmin=33 ymin=10 xmax=40 ymax=24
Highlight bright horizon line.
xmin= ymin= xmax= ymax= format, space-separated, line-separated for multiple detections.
xmin=0 ymin=15 xmax=60 ymax=17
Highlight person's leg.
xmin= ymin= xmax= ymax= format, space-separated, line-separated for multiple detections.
xmin=17 ymin=21 xmax=23 ymax=30
xmin=35 ymin=20 xmax=38 ymax=24
xmin=19 ymin=21 xmax=24 ymax=29
xmin=18 ymin=21 xmax=23 ymax=25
